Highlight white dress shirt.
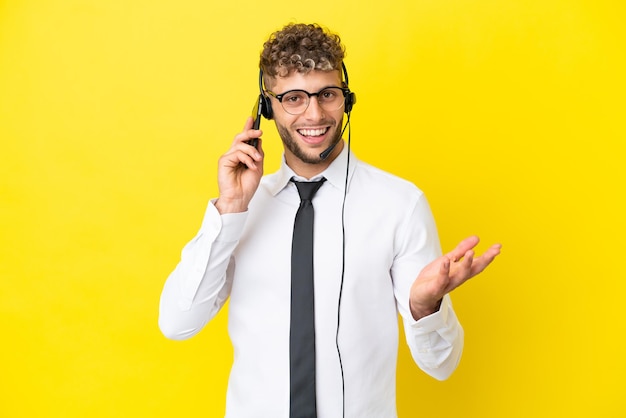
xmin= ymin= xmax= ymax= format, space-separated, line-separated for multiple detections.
xmin=159 ymin=146 xmax=464 ymax=417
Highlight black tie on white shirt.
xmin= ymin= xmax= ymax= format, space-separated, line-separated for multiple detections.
xmin=290 ymin=177 xmax=326 ymax=418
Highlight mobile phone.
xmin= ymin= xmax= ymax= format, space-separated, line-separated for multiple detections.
xmin=247 ymin=95 xmax=264 ymax=149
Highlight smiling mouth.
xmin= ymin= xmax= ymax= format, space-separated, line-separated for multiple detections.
xmin=297 ymin=127 xmax=329 ymax=137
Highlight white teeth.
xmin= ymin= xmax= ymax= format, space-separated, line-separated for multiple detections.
xmin=298 ymin=128 xmax=328 ymax=137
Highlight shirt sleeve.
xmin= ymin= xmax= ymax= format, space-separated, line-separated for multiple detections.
xmin=403 ymin=294 xmax=464 ymax=381
xmin=158 ymin=199 xmax=247 ymax=340
xmin=391 ymin=192 xmax=464 ymax=381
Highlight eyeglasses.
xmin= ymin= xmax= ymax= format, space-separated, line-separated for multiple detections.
xmin=265 ymin=86 xmax=349 ymax=115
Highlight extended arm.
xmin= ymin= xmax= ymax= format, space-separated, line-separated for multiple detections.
xmin=393 ymin=194 xmax=501 ymax=380
xmin=404 ymin=236 xmax=501 ymax=379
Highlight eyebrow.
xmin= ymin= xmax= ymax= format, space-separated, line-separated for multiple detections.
xmin=269 ymin=85 xmax=343 ymax=96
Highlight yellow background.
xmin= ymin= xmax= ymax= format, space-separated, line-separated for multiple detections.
xmin=1 ymin=0 xmax=624 ymax=417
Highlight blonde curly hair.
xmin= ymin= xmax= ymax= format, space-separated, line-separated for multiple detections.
xmin=260 ymin=23 xmax=346 ymax=83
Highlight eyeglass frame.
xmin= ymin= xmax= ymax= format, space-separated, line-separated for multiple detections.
xmin=264 ymin=86 xmax=351 ymax=115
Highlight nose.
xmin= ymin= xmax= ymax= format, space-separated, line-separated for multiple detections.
xmin=303 ymin=96 xmax=325 ymax=120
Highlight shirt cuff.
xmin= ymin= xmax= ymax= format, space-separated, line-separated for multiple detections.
xmin=409 ymin=294 xmax=452 ymax=334
xmin=202 ymin=199 xmax=248 ymax=242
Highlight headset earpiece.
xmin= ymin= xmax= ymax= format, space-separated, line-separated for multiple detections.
xmin=344 ymin=91 xmax=356 ymax=114
xmin=258 ymin=70 xmax=273 ymax=120
xmin=260 ymin=93 xmax=273 ymax=120
xmin=341 ymin=62 xmax=356 ymax=114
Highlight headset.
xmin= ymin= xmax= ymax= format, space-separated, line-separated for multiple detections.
xmin=255 ymin=62 xmax=356 ymax=121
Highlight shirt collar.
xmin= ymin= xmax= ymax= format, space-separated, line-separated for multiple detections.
xmin=267 ymin=143 xmax=357 ymax=196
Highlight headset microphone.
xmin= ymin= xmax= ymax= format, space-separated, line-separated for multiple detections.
xmin=319 ymin=112 xmax=351 ymax=160
xmin=319 ymin=143 xmax=337 ymax=161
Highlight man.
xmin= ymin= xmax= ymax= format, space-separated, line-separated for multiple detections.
xmin=159 ymin=23 xmax=501 ymax=417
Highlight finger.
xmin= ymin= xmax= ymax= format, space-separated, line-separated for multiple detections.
xmin=446 ymin=236 xmax=480 ymax=262
xmin=255 ymin=137 xmax=264 ymax=157
xmin=233 ymin=129 xmax=263 ymax=147
xmin=460 ymin=250 xmax=474 ymax=271
xmin=449 ymin=249 xmax=474 ymax=286
xmin=234 ymin=118 xmax=263 ymax=146
xmin=469 ymin=244 xmax=502 ymax=276
xmin=221 ymin=147 xmax=260 ymax=170
xmin=242 ymin=116 xmax=254 ymax=130
xmin=230 ymin=133 xmax=263 ymax=159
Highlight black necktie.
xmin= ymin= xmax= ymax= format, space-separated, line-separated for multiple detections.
xmin=290 ymin=177 xmax=326 ymax=418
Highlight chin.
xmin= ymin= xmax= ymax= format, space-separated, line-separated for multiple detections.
xmin=278 ymin=120 xmax=343 ymax=165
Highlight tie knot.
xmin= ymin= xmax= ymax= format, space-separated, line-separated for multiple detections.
xmin=292 ymin=178 xmax=326 ymax=202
